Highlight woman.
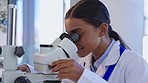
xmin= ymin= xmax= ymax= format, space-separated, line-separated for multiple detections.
xmin=18 ymin=0 xmax=148 ymax=83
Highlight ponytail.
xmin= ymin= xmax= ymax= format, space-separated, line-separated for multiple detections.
xmin=108 ymin=25 xmax=130 ymax=49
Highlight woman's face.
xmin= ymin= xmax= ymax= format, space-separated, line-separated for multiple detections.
xmin=65 ymin=18 xmax=101 ymax=57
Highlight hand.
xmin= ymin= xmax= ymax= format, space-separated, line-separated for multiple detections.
xmin=50 ymin=59 xmax=84 ymax=82
xmin=17 ymin=64 xmax=31 ymax=73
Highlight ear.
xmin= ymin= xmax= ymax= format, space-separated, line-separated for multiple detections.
xmin=97 ymin=23 xmax=108 ymax=37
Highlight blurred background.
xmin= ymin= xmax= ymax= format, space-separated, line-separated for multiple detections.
xmin=0 ymin=0 xmax=148 ymax=66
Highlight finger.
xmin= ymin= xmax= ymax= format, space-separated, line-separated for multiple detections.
xmin=17 ymin=64 xmax=27 ymax=69
xmin=50 ymin=59 xmax=73 ymax=66
xmin=58 ymin=67 xmax=71 ymax=74
xmin=51 ymin=59 xmax=75 ymax=72
xmin=17 ymin=66 xmax=27 ymax=71
xmin=17 ymin=66 xmax=30 ymax=72
xmin=25 ymin=69 xmax=30 ymax=73
xmin=58 ymin=73 xmax=74 ymax=81
xmin=51 ymin=61 xmax=71 ymax=72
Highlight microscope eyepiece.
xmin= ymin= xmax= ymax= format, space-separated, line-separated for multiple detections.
xmin=58 ymin=32 xmax=79 ymax=43
xmin=69 ymin=32 xmax=79 ymax=43
xmin=59 ymin=33 xmax=68 ymax=40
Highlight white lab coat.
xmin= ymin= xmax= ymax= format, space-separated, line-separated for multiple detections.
xmin=62 ymin=41 xmax=148 ymax=83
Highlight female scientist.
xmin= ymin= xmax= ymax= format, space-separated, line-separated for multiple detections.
xmin=18 ymin=0 xmax=148 ymax=83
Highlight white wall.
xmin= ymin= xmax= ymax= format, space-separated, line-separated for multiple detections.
xmin=70 ymin=0 xmax=77 ymax=6
xmin=71 ymin=0 xmax=144 ymax=55
xmin=101 ymin=0 xmax=144 ymax=54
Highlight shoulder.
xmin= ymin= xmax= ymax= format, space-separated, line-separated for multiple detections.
xmin=112 ymin=40 xmax=146 ymax=64
xmin=122 ymin=50 xmax=145 ymax=62
xmin=111 ymin=41 xmax=148 ymax=68
xmin=121 ymin=50 xmax=148 ymax=82
xmin=120 ymin=49 xmax=148 ymax=69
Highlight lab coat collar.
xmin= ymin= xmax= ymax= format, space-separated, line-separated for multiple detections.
xmin=84 ymin=41 xmax=121 ymax=69
xmin=96 ymin=41 xmax=121 ymax=76
xmin=104 ymin=41 xmax=121 ymax=66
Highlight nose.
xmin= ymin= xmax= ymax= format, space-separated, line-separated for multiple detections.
xmin=74 ymin=42 xmax=80 ymax=49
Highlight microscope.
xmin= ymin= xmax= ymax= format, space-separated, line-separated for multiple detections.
xmin=34 ymin=32 xmax=79 ymax=74
xmin=0 ymin=32 xmax=79 ymax=83
xmin=0 ymin=0 xmax=79 ymax=83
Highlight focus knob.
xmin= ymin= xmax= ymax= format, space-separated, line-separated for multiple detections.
xmin=14 ymin=46 xmax=25 ymax=57
xmin=14 ymin=76 xmax=31 ymax=83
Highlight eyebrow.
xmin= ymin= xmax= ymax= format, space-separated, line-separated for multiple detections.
xmin=69 ymin=28 xmax=81 ymax=33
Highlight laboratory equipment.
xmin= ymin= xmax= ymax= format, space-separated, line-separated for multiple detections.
xmin=0 ymin=0 xmax=79 ymax=82
xmin=34 ymin=32 xmax=79 ymax=74
xmin=0 ymin=32 xmax=79 ymax=83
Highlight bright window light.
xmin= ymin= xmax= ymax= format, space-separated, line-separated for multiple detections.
xmin=143 ymin=36 xmax=148 ymax=62
xmin=16 ymin=0 xmax=70 ymax=64
xmin=143 ymin=0 xmax=148 ymax=63
xmin=16 ymin=0 xmax=23 ymax=65
xmin=35 ymin=0 xmax=70 ymax=45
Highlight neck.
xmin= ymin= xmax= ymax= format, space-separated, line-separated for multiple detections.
xmin=92 ymin=38 xmax=111 ymax=62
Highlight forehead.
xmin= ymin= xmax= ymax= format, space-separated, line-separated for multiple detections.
xmin=65 ymin=18 xmax=94 ymax=33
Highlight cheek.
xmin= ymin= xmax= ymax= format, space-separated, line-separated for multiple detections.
xmin=76 ymin=36 xmax=98 ymax=57
xmin=77 ymin=36 xmax=98 ymax=54
xmin=86 ymin=38 xmax=99 ymax=51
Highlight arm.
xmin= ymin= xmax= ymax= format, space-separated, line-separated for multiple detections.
xmin=50 ymin=59 xmax=107 ymax=83
xmin=125 ymin=56 xmax=148 ymax=83
xmin=17 ymin=63 xmax=34 ymax=73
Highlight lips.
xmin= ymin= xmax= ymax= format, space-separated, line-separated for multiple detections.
xmin=77 ymin=46 xmax=83 ymax=52
xmin=76 ymin=43 xmax=83 ymax=52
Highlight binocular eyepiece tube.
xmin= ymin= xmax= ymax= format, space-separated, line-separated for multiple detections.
xmin=59 ymin=32 xmax=79 ymax=43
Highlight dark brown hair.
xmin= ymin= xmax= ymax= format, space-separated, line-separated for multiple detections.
xmin=65 ymin=0 xmax=130 ymax=49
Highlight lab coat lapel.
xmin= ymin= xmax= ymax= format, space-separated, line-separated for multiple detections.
xmin=84 ymin=54 xmax=105 ymax=76
xmin=84 ymin=53 xmax=92 ymax=70
xmin=96 ymin=63 xmax=105 ymax=77
xmin=105 ymin=41 xmax=120 ymax=66
xmin=83 ymin=41 xmax=121 ymax=77
xmin=96 ymin=41 xmax=121 ymax=76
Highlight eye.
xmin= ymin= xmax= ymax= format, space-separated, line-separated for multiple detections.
xmin=77 ymin=32 xmax=83 ymax=37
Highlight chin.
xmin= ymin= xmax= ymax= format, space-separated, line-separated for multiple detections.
xmin=77 ymin=52 xmax=89 ymax=58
